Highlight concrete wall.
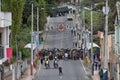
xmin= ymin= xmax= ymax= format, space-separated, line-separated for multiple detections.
xmin=98 ymin=31 xmax=116 ymax=64
xmin=0 ymin=12 xmax=12 ymax=27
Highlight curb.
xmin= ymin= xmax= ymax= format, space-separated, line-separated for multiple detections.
xmin=32 ymin=33 xmax=46 ymax=79
xmin=32 ymin=61 xmax=41 ymax=80
xmin=80 ymin=59 xmax=93 ymax=80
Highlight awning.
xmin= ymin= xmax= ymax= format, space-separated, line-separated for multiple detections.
xmin=88 ymin=43 xmax=100 ymax=50
xmin=24 ymin=43 xmax=37 ymax=50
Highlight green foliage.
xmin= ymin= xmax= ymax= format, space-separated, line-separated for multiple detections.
xmin=18 ymin=27 xmax=31 ymax=44
xmin=11 ymin=56 xmax=17 ymax=64
xmin=11 ymin=0 xmax=25 ymax=42
xmin=108 ymin=0 xmax=119 ymax=31
xmin=38 ymin=0 xmax=46 ymax=8
xmin=80 ymin=0 xmax=104 ymax=7
xmin=22 ymin=0 xmax=32 ymax=25
xmin=93 ymin=38 xmax=100 ymax=45
xmin=2 ymin=0 xmax=11 ymax=11
xmin=22 ymin=0 xmax=47 ymax=30
xmin=2 ymin=0 xmax=25 ymax=43
xmin=81 ymin=10 xmax=103 ymax=34
xmin=27 ymin=14 xmax=37 ymax=30
xmin=45 ymin=0 xmax=58 ymax=16
xmin=80 ymin=0 xmax=93 ymax=7
xmin=38 ymin=0 xmax=47 ymax=30
xmin=21 ymin=48 xmax=31 ymax=60
xmin=80 ymin=0 xmax=119 ymax=32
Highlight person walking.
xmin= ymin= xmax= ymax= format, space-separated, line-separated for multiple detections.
xmin=64 ymin=52 xmax=68 ymax=60
xmin=58 ymin=66 xmax=63 ymax=75
xmin=99 ymin=68 xmax=103 ymax=80
xmin=94 ymin=56 xmax=98 ymax=70
xmin=98 ymin=59 xmax=101 ymax=70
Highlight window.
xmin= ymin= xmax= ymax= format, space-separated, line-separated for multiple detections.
xmin=6 ymin=27 xmax=9 ymax=45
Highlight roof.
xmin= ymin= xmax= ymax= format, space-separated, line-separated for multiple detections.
xmin=88 ymin=43 xmax=100 ymax=50
xmin=52 ymin=6 xmax=70 ymax=13
xmin=24 ymin=43 xmax=37 ymax=50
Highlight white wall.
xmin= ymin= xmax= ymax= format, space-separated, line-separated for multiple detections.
xmin=0 ymin=12 xmax=12 ymax=27
xmin=0 ymin=27 xmax=9 ymax=64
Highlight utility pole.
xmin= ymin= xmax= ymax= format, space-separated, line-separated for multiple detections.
xmin=15 ymin=36 xmax=18 ymax=80
xmin=30 ymin=2 xmax=34 ymax=76
xmin=101 ymin=0 xmax=109 ymax=79
xmin=82 ymin=8 xmax=85 ymax=41
xmin=116 ymin=2 xmax=120 ymax=80
xmin=104 ymin=0 xmax=108 ymax=71
xmin=0 ymin=1 xmax=4 ymax=80
xmin=37 ymin=7 xmax=39 ymax=47
xmin=90 ymin=5 xmax=94 ymax=75
xmin=0 ymin=0 xmax=1 ymax=12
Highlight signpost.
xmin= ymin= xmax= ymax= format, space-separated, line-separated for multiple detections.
xmin=6 ymin=48 xmax=12 ymax=64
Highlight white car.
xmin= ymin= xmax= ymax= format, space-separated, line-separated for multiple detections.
xmin=67 ymin=14 xmax=73 ymax=21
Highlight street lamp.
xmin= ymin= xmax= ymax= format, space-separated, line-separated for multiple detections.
xmin=31 ymin=1 xmax=34 ymax=75
xmin=90 ymin=5 xmax=94 ymax=75
xmin=82 ymin=6 xmax=94 ymax=75
xmin=37 ymin=6 xmax=39 ymax=47
xmin=36 ymin=7 xmax=44 ymax=47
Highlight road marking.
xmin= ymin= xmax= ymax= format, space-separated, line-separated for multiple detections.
xmin=80 ymin=59 xmax=87 ymax=75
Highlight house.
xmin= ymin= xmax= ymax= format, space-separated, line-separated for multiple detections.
xmin=95 ymin=31 xmax=117 ymax=79
xmin=0 ymin=12 xmax=12 ymax=64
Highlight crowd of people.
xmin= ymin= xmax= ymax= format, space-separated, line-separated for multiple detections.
xmin=38 ymin=48 xmax=83 ymax=62
xmin=34 ymin=47 xmax=103 ymax=78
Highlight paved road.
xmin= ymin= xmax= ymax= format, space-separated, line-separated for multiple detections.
xmin=45 ymin=29 xmax=77 ymax=49
xmin=34 ymin=60 xmax=89 ymax=80
xmin=33 ymin=15 xmax=91 ymax=80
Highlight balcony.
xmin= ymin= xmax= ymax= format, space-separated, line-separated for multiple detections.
xmin=0 ymin=46 xmax=4 ymax=59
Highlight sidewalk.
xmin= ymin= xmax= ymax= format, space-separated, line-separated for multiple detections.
xmin=92 ymin=70 xmax=100 ymax=80
xmin=21 ymin=66 xmax=36 ymax=80
xmin=4 ymin=66 xmax=12 ymax=80
xmin=21 ymin=32 xmax=46 ymax=80
xmin=81 ymin=58 xmax=100 ymax=80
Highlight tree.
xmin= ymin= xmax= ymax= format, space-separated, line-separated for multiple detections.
xmin=82 ymin=10 xmax=103 ymax=34
xmin=80 ymin=0 xmax=119 ymax=32
xmin=2 ymin=0 xmax=25 ymax=43
xmin=108 ymin=0 xmax=119 ymax=31
xmin=22 ymin=0 xmax=32 ymax=25
xmin=38 ymin=0 xmax=47 ymax=30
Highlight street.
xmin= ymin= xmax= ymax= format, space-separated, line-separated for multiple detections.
xmin=45 ymin=29 xmax=76 ymax=49
xmin=34 ymin=60 xmax=89 ymax=80
xmin=0 ymin=1 xmax=119 ymax=80
xmin=33 ymin=15 xmax=90 ymax=80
